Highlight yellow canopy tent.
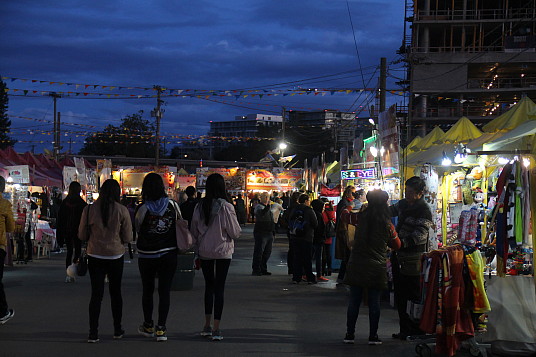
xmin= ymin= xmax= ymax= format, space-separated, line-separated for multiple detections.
xmin=435 ymin=116 xmax=482 ymax=144
xmin=415 ymin=126 xmax=445 ymax=151
xmin=482 ymin=96 xmax=536 ymax=133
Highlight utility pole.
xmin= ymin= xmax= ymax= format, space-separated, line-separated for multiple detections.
xmin=379 ymin=57 xmax=387 ymax=112
xmin=152 ymin=86 xmax=164 ymax=166
xmin=57 ymin=112 xmax=61 ymax=158
xmin=50 ymin=93 xmax=61 ymax=159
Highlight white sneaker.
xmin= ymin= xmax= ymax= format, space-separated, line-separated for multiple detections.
xmin=65 ymin=276 xmax=75 ymax=283
xmin=0 ymin=309 xmax=15 ymax=325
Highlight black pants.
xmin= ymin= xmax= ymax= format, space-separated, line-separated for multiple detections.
xmin=292 ymin=239 xmax=315 ymax=283
xmin=88 ymin=255 xmax=124 ymax=335
xmin=24 ymin=230 xmax=32 ymax=260
xmin=287 ymin=233 xmax=294 ymax=274
xmin=322 ymin=242 xmax=332 ymax=275
xmin=0 ymin=249 xmax=8 ymax=316
xmin=391 ymin=254 xmax=422 ymax=336
xmin=252 ymin=231 xmax=273 ymax=274
xmin=65 ymin=237 xmax=82 ymax=269
xmin=201 ymin=259 xmax=231 ymax=321
xmin=138 ymin=252 xmax=178 ymax=327
xmin=313 ymin=243 xmax=323 ymax=277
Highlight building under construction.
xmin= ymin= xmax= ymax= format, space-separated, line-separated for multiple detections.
xmin=402 ymin=0 xmax=536 ymax=137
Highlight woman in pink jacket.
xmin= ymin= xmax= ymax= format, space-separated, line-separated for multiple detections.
xmin=190 ymin=173 xmax=241 ymax=341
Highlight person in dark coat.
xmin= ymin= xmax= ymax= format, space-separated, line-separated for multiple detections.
xmin=335 ymin=185 xmax=356 ymax=283
xmin=389 ymin=176 xmax=433 ymax=340
xmin=343 ymin=190 xmax=401 ymax=345
xmin=290 ymin=194 xmax=318 ymax=284
xmin=233 ymin=194 xmax=247 ymax=226
xmin=179 ymin=186 xmax=197 ymax=229
xmin=56 ymin=181 xmax=87 ymax=282
xmin=311 ymin=199 xmax=328 ymax=282
xmin=281 ymin=191 xmax=301 ymax=275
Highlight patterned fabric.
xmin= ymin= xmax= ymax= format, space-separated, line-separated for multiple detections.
xmin=457 ymin=209 xmax=479 ymax=245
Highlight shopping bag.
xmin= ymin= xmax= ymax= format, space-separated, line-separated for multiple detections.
xmin=176 ymin=218 xmax=193 ymax=252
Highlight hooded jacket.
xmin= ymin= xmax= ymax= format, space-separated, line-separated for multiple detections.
xmin=135 ymin=198 xmax=179 ymax=255
xmin=344 ymin=210 xmax=400 ymax=290
xmin=289 ymin=204 xmax=318 ymax=242
xmin=390 ymin=197 xmax=433 ymax=275
xmin=190 ymin=198 xmax=241 ymax=260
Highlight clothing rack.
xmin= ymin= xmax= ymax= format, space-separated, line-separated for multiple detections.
xmin=415 ymin=244 xmax=491 ymax=357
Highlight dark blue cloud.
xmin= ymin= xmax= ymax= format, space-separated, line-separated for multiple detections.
xmin=1 ymin=0 xmax=405 ymax=153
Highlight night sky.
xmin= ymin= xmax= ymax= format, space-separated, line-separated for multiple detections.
xmin=1 ymin=0 xmax=406 ymax=154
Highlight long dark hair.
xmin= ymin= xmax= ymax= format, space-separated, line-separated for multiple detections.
xmin=202 ymin=173 xmax=228 ymax=225
xmin=141 ymin=173 xmax=167 ymax=201
xmin=66 ymin=181 xmax=82 ymax=201
xmin=98 ymin=179 xmax=121 ymax=227
xmin=359 ymin=190 xmax=391 ymax=240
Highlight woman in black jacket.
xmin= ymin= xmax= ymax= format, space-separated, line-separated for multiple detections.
xmin=290 ymin=194 xmax=318 ymax=284
xmin=56 ymin=181 xmax=87 ymax=282
xmin=311 ymin=199 xmax=328 ymax=282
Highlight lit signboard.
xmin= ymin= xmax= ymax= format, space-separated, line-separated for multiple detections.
xmin=341 ymin=168 xmax=377 ymax=180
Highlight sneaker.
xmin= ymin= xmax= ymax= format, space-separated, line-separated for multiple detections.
xmin=87 ymin=333 xmax=99 ymax=343
xmin=317 ymin=276 xmax=329 ymax=282
xmin=113 ymin=328 xmax=125 ymax=339
xmin=155 ymin=326 xmax=167 ymax=342
xmin=261 ymin=271 xmax=272 ymax=275
xmin=368 ymin=335 xmax=383 ymax=345
xmin=138 ymin=322 xmax=155 ymax=337
xmin=251 ymin=271 xmax=262 ymax=276
xmin=0 ymin=309 xmax=15 ymax=325
xmin=65 ymin=276 xmax=75 ymax=283
xmin=211 ymin=329 xmax=223 ymax=341
xmin=200 ymin=326 xmax=212 ymax=337
xmin=343 ymin=333 xmax=355 ymax=344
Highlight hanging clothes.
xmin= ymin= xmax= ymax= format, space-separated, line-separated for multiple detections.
xmin=419 ymin=245 xmax=480 ymax=357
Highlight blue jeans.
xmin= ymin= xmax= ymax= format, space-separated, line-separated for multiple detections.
xmin=252 ymin=231 xmax=273 ymax=273
xmin=346 ymin=286 xmax=382 ymax=338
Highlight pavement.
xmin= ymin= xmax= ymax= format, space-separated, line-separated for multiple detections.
xmin=0 ymin=225 xmax=479 ymax=357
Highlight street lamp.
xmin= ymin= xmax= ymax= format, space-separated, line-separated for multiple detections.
xmin=278 ymin=142 xmax=288 ymax=167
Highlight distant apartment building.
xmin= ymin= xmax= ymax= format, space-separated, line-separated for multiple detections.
xmin=208 ymin=114 xmax=283 ymax=138
xmin=287 ymin=109 xmax=357 ymax=146
xmin=402 ymin=0 xmax=536 ymax=137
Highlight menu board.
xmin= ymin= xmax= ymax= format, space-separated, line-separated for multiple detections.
xmin=246 ymin=168 xmax=302 ymax=191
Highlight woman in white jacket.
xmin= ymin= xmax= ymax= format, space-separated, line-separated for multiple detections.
xmin=190 ymin=173 xmax=241 ymax=341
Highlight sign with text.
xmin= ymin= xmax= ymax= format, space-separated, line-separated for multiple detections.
xmin=6 ymin=165 xmax=30 ymax=184
xmin=341 ymin=168 xmax=377 ymax=180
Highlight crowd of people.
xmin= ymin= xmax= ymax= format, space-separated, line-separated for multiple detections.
xmin=0 ymin=174 xmax=433 ymax=347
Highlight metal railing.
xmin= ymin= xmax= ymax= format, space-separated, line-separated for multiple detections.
xmin=415 ymin=8 xmax=535 ymax=21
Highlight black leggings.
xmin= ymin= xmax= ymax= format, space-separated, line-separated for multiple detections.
xmin=138 ymin=252 xmax=178 ymax=327
xmin=65 ymin=237 xmax=81 ymax=269
xmin=88 ymin=255 xmax=124 ymax=334
xmin=201 ymin=259 xmax=231 ymax=321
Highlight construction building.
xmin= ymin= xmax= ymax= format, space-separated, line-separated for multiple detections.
xmin=401 ymin=0 xmax=536 ymax=137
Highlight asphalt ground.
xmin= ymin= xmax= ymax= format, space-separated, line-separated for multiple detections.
xmin=0 ymin=225 xmax=481 ymax=357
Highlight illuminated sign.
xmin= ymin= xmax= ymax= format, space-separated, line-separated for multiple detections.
xmin=341 ymin=168 xmax=377 ymax=180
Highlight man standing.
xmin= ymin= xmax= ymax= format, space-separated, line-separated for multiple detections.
xmin=251 ymin=192 xmax=275 ymax=276
xmin=390 ymin=176 xmax=433 ymax=340
xmin=0 ymin=176 xmax=16 ymax=324
xmin=179 ymin=186 xmax=197 ymax=229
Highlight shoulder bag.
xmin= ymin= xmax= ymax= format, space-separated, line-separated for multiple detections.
xmin=171 ymin=201 xmax=193 ymax=252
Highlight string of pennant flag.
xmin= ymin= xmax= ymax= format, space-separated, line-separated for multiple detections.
xmin=2 ymin=76 xmax=407 ymax=98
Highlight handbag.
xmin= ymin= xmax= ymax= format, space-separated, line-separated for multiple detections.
xmin=77 ymin=205 xmax=90 ymax=276
xmin=171 ymin=201 xmax=193 ymax=252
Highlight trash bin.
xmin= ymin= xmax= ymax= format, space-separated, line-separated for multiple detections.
xmin=171 ymin=251 xmax=195 ymax=291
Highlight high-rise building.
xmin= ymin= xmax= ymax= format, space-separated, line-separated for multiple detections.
xmin=402 ymin=0 xmax=536 ymax=137
xmin=208 ymin=114 xmax=282 ymax=138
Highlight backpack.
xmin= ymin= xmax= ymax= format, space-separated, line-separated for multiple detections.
xmin=255 ymin=205 xmax=275 ymax=232
xmin=289 ymin=208 xmax=307 ymax=237
xmin=325 ymin=219 xmax=336 ymax=238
